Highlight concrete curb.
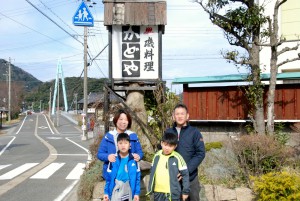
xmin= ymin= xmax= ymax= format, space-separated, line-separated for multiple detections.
xmin=61 ymin=111 xmax=79 ymax=125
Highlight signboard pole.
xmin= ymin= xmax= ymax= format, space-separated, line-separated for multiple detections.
xmin=72 ymin=1 xmax=94 ymax=140
xmin=82 ymin=26 xmax=88 ymax=141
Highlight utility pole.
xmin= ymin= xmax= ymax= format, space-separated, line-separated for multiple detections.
xmin=8 ymin=57 xmax=11 ymax=122
xmin=74 ymin=93 xmax=78 ymax=114
xmin=39 ymin=100 xmax=42 ymax=113
xmin=82 ymin=26 xmax=88 ymax=140
xmin=49 ymin=87 xmax=52 ymax=117
xmin=57 ymin=78 xmax=60 ymax=127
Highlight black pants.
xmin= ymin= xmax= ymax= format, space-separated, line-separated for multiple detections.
xmin=153 ymin=192 xmax=180 ymax=201
xmin=186 ymin=177 xmax=200 ymax=201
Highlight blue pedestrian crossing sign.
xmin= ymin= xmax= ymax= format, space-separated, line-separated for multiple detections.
xmin=73 ymin=1 xmax=94 ymax=27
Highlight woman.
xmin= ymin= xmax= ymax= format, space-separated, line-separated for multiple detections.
xmin=97 ymin=109 xmax=144 ymax=180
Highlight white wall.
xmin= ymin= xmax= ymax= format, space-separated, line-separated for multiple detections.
xmin=259 ymin=0 xmax=300 ymax=74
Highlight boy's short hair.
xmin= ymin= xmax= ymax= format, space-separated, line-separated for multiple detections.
xmin=162 ymin=132 xmax=178 ymax=146
xmin=174 ymin=103 xmax=188 ymax=113
xmin=117 ymin=133 xmax=130 ymax=142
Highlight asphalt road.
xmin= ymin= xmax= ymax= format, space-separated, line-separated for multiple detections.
xmin=0 ymin=113 xmax=93 ymax=201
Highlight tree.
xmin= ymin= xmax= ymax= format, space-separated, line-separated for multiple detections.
xmin=194 ymin=0 xmax=300 ymax=135
xmin=263 ymin=0 xmax=300 ymax=135
xmin=194 ymin=0 xmax=267 ymax=134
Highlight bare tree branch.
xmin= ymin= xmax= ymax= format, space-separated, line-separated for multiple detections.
xmin=278 ymin=57 xmax=300 ymax=67
xmin=278 ymin=44 xmax=300 ymax=56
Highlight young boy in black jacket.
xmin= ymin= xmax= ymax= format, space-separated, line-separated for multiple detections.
xmin=148 ymin=132 xmax=190 ymax=201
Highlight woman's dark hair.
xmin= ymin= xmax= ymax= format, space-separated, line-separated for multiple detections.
xmin=113 ymin=109 xmax=132 ymax=129
xmin=162 ymin=132 xmax=178 ymax=146
xmin=117 ymin=133 xmax=130 ymax=142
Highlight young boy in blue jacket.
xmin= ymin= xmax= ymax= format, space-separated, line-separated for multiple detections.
xmin=103 ymin=133 xmax=140 ymax=201
xmin=148 ymin=132 xmax=190 ymax=201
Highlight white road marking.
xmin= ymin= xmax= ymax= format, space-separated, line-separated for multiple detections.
xmin=16 ymin=115 xmax=28 ymax=134
xmin=0 ymin=163 xmax=38 ymax=180
xmin=0 ymin=164 xmax=11 ymax=171
xmin=65 ymin=137 xmax=92 ymax=161
xmin=38 ymin=126 xmax=48 ymax=129
xmin=0 ymin=137 xmax=16 ymax=156
xmin=51 ymin=154 xmax=87 ymax=156
xmin=47 ymin=137 xmax=63 ymax=140
xmin=30 ymin=163 xmax=65 ymax=179
xmin=53 ymin=180 xmax=79 ymax=201
xmin=66 ymin=163 xmax=85 ymax=180
xmin=43 ymin=114 xmax=55 ymax=134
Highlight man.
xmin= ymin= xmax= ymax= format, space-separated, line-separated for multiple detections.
xmin=165 ymin=103 xmax=205 ymax=201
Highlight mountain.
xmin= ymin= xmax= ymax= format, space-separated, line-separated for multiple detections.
xmin=1 ymin=59 xmax=107 ymax=112
xmin=0 ymin=59 xmax=42 ymax=91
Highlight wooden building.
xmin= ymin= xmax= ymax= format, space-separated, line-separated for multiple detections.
xmin=173 ymin=72 xmax=300 ymax=122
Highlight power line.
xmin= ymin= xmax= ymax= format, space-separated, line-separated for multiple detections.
xmin=0 ymin=11 xmax=80 ymax=51
xmin=25 ymin=0 xmax=83 ymax=46
xmin=38 ymin=0 xmax=83 ymax=40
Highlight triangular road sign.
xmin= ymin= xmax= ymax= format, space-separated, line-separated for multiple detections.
xmin=73 ymin=1 xmax=94 ymax=27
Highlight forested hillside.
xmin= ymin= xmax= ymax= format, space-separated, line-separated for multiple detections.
xmin=24 ymin=77 xmax=108 ymax=111
xmin=0 ymin=59 xmax=42 ymax=91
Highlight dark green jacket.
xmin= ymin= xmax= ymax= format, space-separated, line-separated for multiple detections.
xmin=147 ymin=150 xmax=190 ymax=200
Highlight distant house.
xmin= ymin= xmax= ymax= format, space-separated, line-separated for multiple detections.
xmin=77 ymin=92 xmax=120 ymax=111
xmin=77 ymin=92 xmax=104 ymax=111
xmin=77 ymin=92 xmax=122 ymax=133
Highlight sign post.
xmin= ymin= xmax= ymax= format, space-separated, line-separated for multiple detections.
xmin=72 ymin=1 xmax=94 ymax=27
xmin=73 ymin=1 xmax=94 ymax=140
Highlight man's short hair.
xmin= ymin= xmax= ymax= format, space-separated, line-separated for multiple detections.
xmin=162 ymin=132 xmax=178 ymax=146
xmin=174 ymin=103 xmax=188 ymax=113
xmin=117 ymin=133 xmax=130 ymax=142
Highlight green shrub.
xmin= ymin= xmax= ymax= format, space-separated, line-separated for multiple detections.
xmin=274 ymin=123 xmax=290 ymax=145
xmin=205 ymin=142 xmax=223 ymax=152
xmin=251 ymin=171 xmax=300 ymax=201
xmin=77 ymin=160 xmax=103 ymax=201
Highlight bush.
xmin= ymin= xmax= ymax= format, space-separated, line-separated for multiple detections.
xmin=251 ymin=171 xmax=300 ymax=201
xmin=89 ymin=133 xmax=103 ymax=160
xmin=205 ymin=141 xmax=223 ymax=152
xmin=77 ymin=160 xmax=103 ymax=201
xmin=232 ymin=135 xmax=293 ymax=177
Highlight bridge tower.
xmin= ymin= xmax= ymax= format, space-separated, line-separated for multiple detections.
xmin=52 ymin=59 xmax=68 ymax=115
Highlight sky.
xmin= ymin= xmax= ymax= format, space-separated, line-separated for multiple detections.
xmin=0 ymin=0 xmax=248 ymax=93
